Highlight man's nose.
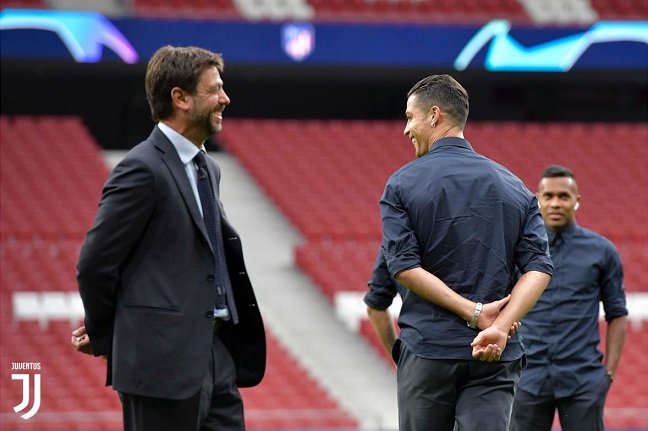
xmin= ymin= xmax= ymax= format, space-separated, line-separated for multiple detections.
xmin=220 ymin=90 xmax=230 ymax=106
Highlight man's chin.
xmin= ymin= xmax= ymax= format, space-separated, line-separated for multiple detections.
xmin=548 ymin=222 xmax=566 ymax=231
xmin=206 ymin=126 xmax=220 ymax=137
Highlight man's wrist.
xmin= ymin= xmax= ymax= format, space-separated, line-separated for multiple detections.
xmin=467 ymin=302 xmax=483 ymax=329
xmin=606 ymin=369 xmax=614 ymax=383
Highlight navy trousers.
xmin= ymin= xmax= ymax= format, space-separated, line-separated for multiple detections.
xmin=510 ymin=372 xmax=610 ymax=431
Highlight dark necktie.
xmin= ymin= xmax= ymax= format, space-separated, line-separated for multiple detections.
xmin=194 ymin=151 xmax=238 ymax=324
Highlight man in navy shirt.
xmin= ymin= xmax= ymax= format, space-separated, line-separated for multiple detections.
xmin=380 ymin=74 xmax=553 ymax=431
xmin=510 ymin=165 xmax=628 ymax=431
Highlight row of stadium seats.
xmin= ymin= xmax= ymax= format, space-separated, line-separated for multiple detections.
xmin=1 ymin=0 xmax=646 ymax=23
xmin=0 ymin=115 xmax=357 ymax=430
xmin=0 ymin=116 xmax=107 ymax=241
xmin=307 ymin=0 xmax=531 ymax=24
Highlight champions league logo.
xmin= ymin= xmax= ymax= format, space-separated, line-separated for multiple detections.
xmin=281 ymin=22 xmax=315 ymax=62
xmin=11 ymin=362 xmax=42 ymax=420
xmin=454 ymin=19 xmax=648 ymax=71
xmin=0 ymin=9 xmax=138 ymax=64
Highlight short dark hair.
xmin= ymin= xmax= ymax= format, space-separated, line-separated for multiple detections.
xmin=540 ymin=165 xmax=577 ymax=181
xmin=407 ymin=74 xmax=469 ymax=129
xmin=145 ymin=45 xmax=224 ymax=121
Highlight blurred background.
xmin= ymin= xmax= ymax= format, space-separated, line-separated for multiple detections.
xmin=0 ymin=1 xmax=646 ymax=430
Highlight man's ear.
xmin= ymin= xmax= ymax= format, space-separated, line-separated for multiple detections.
xmin=171 ymin=87 xmax=190 ymax=111
xmin=427 ymin=105 xmax=439 ymax=123
xmin=428 ymin=105 xmax=444 ymax=127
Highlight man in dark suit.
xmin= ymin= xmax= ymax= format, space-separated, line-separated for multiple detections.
xmin=71 ymin=45 xmax=265 ymax=431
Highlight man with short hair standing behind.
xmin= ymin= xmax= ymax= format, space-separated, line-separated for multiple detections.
xmin=510 ymin=165 xmax=627 ymax=431
xmin=380 ymin=74 xmax=553 ymax=431
xmin=73 ymin=45 xmax=266 ymax=431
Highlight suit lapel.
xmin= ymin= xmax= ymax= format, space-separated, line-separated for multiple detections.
xmin=151 ymin=127 xmax=212 ymax=247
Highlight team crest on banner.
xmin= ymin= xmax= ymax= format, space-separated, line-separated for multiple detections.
xmin=10 ymin=362 xmax=42 ymax=420
xmin=281 ymin=22 xmax=315 ymax=62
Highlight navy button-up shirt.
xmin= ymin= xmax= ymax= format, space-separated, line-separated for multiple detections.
xmin=380 ymin=137 xmax=553 ymax=361
xmin=518 ymin=222 xmax=627 ymax=397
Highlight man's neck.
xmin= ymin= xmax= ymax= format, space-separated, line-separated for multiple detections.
xmin=428 ymin=126 xmax=464 ymax=151
xmin=160 ymin=119 xmax=205 ymax=149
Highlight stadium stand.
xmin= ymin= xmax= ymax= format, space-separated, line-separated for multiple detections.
xmin=4 ymin=0 xmax=645 ymax=23
xmin=1 ymin=0 xmax=645 ymax=428
xmin=0 ymin=115 xmax=358 ymax=430
xmin=308 ymin=0 xmax=531 ymax=24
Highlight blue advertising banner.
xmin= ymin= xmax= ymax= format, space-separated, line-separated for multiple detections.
xmin=1 ymin=9 xmax=647 ymax=71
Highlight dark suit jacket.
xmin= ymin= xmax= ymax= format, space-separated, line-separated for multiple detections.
xmin=77 ymin=126 xmax=266 ymax=399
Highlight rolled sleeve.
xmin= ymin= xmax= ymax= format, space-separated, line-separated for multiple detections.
xmin=515 ymin=198 xmax=553 ymax=276
xmin=601 ymin=242 xmax=628 ymax=320
xmin=364 ymin=285 xmax=396 ymax=310
xmin=380 ymin=175 xmax=421 ymax=278
xmin=364 ymin=251 xmax=401 ymax=310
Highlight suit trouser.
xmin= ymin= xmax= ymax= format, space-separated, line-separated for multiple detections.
xmin=121 ymin=326 xmax=244 ymax=431
xmin=397 ymin=342 xmax=524 ymax=431
xmin=510 ymin=372 xmax=610 ymax=431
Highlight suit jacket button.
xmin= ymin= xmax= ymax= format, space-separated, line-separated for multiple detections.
xmin=207 ymin=274 xmax=215 ymax=282
xmin=206 ymin=310 xmax=214 ymax=318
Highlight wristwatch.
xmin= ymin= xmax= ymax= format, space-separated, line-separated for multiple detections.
xmin=467 ymin=302 xmax=483 ymax=329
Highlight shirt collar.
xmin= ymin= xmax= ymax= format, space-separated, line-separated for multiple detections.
xmin=157 ymin=122 xmax=205 ymax=165
xmin=428 ymin=137 xmax=474 ymax=154
xmin=547 ymin=221 xmax=578 ymax=243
